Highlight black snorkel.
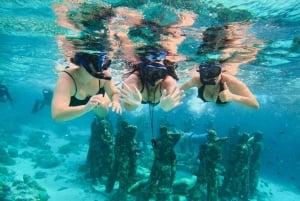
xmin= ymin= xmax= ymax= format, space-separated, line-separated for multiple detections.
xmin=75 ymin=53 xmax=112 ymax=80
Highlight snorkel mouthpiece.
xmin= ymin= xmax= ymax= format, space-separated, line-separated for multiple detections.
xmin=143 ymin=64 xmax=168 ymax=86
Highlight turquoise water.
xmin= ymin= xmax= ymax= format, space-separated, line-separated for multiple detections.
xmin=1 ymin=0 xmax=300 ymax=200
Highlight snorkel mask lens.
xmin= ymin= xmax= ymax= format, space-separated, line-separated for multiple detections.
xmin=199 ymin=64 xmax=221 ymax=79
xmin=97 ymin=53 xmax=111 ymax=71
xmin=75 ymin=53 xmax=112 ymax=80
xmin=198 ymin=63 xmax=222 ymax=85
xmin=145 ymin=51 xmax=167 ymax=62
xmin=143 ymin=64 xmax=168 ymax=86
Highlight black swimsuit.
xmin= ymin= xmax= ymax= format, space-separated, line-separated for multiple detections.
xmin=140 ymin=83 xmax=162 ymax=106
xmin=198 ymin=82 xmax=228 ymax=104
xmin=63 ymin=71 xmax=105 ymax=106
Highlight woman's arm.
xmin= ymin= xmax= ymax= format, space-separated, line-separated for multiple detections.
xmin=221 ymin=74 xmax=259 ymax=109
xmin=180 ymin=72 xmax=200 ymax=91
xmin=51 ymin=73 xmax=93 ymax=121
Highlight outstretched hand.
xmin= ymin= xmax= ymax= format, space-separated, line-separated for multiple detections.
xmin=86 ymin=94 xmax=107 ymax=111
xmin=119 ymin=82 xmax=142 ymax=108
xmin=160 ymin=88 xmax=185 ymax=112
xmin=109 ymin=101 xmax=122 ymax=114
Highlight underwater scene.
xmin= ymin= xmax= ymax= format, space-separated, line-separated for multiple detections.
xmin=0 ymin=0 xmax=300 ymax=200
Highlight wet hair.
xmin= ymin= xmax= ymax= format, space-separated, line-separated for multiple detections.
xmin=198 ymin=25 xmax=233 ymax=54
xmin=128 ymin=21 xmax=163 ymax=44
xmin=67 ymin=4 xmax=115 ymax=29
xmin=66 ymin=4 xmax=115 ymax=53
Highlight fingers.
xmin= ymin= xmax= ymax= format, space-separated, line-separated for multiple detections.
xmin=163 ymin=88 xmax=185 ymax=100
xmin=122 ymin=82 xmax=140 ymax=94
xmin=119 ymin=82 xmax=142 ymax=106
xmin=122 ymin=81 xmax=131 ymax=91
xmin=110 ymin=102 xmax=122 ymax=114
xmin=223 ymin=82 xmax=229 ymax=90
xmin=173 ymin=89 xmax=185 ymax=100
xmin=119 ymin=82 xmax=139 ymax=98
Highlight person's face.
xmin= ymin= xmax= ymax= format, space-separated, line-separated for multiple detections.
xmin=202 ymin=74 xmax=221 ymax=85
xmin=200 ymin=66 xmax=222 ymax=85
xmin=143 ymin=64 xmax=168 ymax=87
xmin=76 ymin=53 xmax=112 ymax=80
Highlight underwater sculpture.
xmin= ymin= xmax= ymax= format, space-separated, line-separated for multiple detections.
xmin=220 ymin=132 xmax=252 ymax=201
xmin=189 ymin=129 xmax=227 ymax=201
xmin=86 ymin=117 xmax=114 ymax=184
xmin=248 ymin=131 xmax=264 ymax=198
xmin=106 ymin=120 xmax=138 ymax=201
xmin=128 ymin=126 xmax=181 ymax=201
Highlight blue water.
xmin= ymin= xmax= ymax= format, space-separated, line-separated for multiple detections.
xmin=1 ymin=0 xmax=300 ymax=200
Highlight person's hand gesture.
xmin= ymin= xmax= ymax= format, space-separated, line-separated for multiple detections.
xmin=219 ymin=82 xmax=234 ymax=102
xmin=84 ymin=94 xmax=110 ymax=117
xmin=160 ymin=88 xmax=185 ymax=112
xmin=109 ymin=101 xmax=122 ymax=114
xmin=119 ymin=82 xmax=142 ymax=108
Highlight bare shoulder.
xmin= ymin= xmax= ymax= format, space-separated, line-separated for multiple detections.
xmin=222 ymin=73 xmax=240 ymax=82
xmin=161 ymin=76 xmax=179 ymax=90
xmin=57 ymin=68 xmax=77 ymax=86
xmin=221 ymin=73 xmax=247 ymax=88
xmin=189 ymin=71 xmax=201 ymax=86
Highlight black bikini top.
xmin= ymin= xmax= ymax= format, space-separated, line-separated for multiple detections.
xmin=197 ymin=82 xmax=228 ymax=104
xmin=63 ymin=71 xmax=105 ymax=106
xmin=140 ymin=82 xmax=162 ymax=106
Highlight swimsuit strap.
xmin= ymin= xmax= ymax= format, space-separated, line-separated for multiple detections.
xmin=62 ymin=71 xmax=77 ymax=96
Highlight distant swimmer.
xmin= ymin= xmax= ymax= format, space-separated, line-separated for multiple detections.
xmin=32 ymin=88 xmax=53 ymax=114
xmin=0 ymin=84 xmax=13 ymax=105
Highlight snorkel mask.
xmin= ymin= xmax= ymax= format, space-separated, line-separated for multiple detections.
xmin=145 ymin=50 xmax=167 ymax=62
xmin=198 ymin=63 xmax=222 ymax=85
xmin=142 ymin=63 xmax=168 ymax=87
xmin=75 ymin=52 xmax=112 ymax=80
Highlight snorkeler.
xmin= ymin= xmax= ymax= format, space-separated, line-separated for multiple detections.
xmin=120 ymin=45 xmax=184 ymax=112
xmin=32 ymin=88 xmax=53 ymax=114
xmin=180 ymin=62 xmax=259 ymax=108
xmin=51 ymin=52 xmax=121 ymax=121
xmin=0 ymin=84 xmax=13 ymax=105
